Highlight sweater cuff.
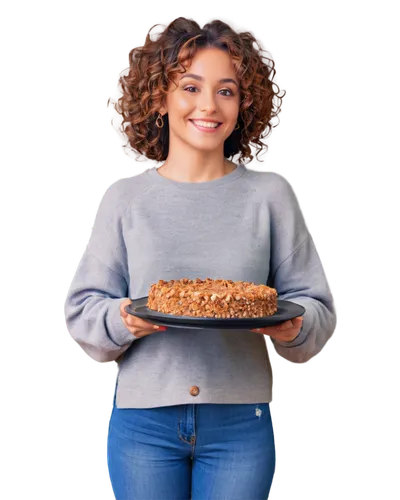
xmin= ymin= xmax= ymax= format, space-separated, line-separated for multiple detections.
xmin=106 ymin=298 xmax=137 ymax=347
xmin=272 ymin=324 xmax=307 ymax=348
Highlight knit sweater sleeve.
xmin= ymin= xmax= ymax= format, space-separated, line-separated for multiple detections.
xmin=266 ymin=174 xmax=337 ymax=363
xmin=63 ymin=181 xmax=137 ymax=363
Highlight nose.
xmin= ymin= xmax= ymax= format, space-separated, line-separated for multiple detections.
xmin=199 ymin=88 xmax=217 ymax=114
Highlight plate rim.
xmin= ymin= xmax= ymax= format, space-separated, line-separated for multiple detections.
xmin=125 ymin=297 xmax=305 ymax=329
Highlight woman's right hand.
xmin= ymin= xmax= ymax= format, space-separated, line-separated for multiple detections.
xmin=119 ymin=298 xmax=167 ymax=338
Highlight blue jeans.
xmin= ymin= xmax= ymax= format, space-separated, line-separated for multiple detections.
xmin=107 ymin=384 xmax=276 ymax=500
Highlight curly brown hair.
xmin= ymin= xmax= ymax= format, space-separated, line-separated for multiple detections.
xmin=108 ymin=17 xmax=286 ymax=164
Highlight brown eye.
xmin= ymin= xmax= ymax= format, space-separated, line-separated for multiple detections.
xmin=219 ymin=89 xmax=235 ymax=96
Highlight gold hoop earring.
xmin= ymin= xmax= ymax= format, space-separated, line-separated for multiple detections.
xmin=235 ymin=122 xmax=240 ymax=130
xmin=156 ymin=113 xmax=164 ymax=128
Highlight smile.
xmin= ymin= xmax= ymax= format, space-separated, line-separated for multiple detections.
xmin=189 ymin=120 xmax=222 ymax=133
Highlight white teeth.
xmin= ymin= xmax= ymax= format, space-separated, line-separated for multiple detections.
xmin=192 ymin=120 xmax=219 ymax=128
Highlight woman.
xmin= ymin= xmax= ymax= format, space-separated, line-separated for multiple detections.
xmin=64 ymin=17 xmax=337 ymax=500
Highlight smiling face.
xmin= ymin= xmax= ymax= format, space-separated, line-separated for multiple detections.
xmin=159 ymin=47 xmax=240 ymax=154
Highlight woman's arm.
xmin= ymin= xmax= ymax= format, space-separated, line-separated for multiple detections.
xmin=64 ymin=182 xmax=137 ymax=363
xmin=269 ymin=233 xmax=337 ymax=363
xmin=266 ymin=174 xmax=337 ymax=363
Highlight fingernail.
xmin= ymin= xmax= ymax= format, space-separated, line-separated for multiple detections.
xmin=154 ymin=325 xmax=167 ymax=331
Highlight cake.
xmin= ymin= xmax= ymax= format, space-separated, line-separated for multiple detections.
xmin=147 ymin=277 xmax=278 ymax=319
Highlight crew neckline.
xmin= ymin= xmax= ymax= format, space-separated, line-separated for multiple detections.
xmin=146 ymin=162 xmax=246 ymax=190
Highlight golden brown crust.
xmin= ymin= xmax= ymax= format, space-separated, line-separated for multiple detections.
xmin=147 ymin=278 xmax=278 ymax=318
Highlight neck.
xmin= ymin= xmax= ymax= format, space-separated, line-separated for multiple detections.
xmin=157 ymin=143 xmax=235 ymax=183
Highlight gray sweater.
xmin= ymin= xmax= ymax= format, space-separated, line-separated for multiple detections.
xmin=64 ymin=163 xmax=337 ymax=408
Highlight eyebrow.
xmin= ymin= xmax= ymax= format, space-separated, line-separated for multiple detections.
xmin=180 ymin=73 xmax=239 ymax=88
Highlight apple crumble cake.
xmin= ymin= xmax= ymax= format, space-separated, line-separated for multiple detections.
xmin=147 ymin=277 xmax=278 ymax=318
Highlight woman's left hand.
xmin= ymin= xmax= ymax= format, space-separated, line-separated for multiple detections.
xmin=250 ymin=316 xmax=304 ymax=342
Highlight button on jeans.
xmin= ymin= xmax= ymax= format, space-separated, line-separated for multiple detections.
xmin=107 ymin=385 xmax=276 ymax=500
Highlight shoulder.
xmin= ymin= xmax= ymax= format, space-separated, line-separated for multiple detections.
xmin=95 ymin=169 xmax=153 ymax=222
xmin=243 ymin=167 xmax=297 ymax=200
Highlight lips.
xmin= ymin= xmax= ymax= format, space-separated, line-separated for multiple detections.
xmin=189 ymin=120 xmax=223 ymax=132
